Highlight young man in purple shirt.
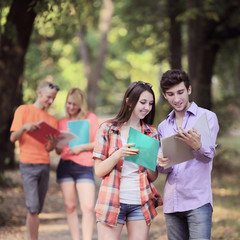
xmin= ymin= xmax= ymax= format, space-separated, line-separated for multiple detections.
xmin=157 ymin=69 xmax=219 ymax=240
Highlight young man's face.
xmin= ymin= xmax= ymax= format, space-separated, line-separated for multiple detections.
xmin=163 ymin=82 xmax=191 ymax=113
xmin=38 ymin=87 xmax=58 ymax=110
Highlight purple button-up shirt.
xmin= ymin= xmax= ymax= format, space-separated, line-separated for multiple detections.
xmin=157 ymin=102 xmax=219 ymax=213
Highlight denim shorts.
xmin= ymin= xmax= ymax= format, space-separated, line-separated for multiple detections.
xmin=19 ymin=162 xmax=50 ymax=214
xmin=117 ymin=203 xmax=145 ymax=224
xmin=56 ymin=159 xmax=94 ymax=184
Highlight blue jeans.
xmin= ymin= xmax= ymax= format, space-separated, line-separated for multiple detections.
xmin=164 ymin=203 xmax=213 ymax=240
xmin=117 ymin=203 xmax=145 ymax=224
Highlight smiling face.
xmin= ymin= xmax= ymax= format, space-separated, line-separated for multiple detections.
xmin=38 ymin=87 xmax=58 ymax=110
xmin=66 ymin=95 xmax=81 ymax=118
xmin=163 ymin=82 xmax=191 ymax=114
xmin=131 ymin=90 xmax=154 ymax=120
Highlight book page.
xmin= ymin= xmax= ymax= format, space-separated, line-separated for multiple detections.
xmin=161 ymin=112 xmax=213 ymax=169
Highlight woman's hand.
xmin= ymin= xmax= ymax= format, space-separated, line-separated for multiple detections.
xmin=94 ymin=143 xmax=139 ymax=179
xmin=69 ymin=145 xmax=84 ymax=155
xmin=114 ymin=143 xmax=139 ymax=159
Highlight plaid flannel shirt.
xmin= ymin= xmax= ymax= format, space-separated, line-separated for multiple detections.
xmin=93 ymin=121 xmax=162 ymax=227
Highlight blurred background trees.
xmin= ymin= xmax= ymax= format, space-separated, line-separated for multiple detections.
xmin=0 ymin=0 xmax=240 ymax=173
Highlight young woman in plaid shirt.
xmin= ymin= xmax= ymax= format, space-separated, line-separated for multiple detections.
xmin=93 ymin=82 xmax=162 ymax=240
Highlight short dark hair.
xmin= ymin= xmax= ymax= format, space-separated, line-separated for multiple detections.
xmin=111 ymin=81 xmax=155 ymax=125
xmin=160 ymin=69 xmax=190 ymax=94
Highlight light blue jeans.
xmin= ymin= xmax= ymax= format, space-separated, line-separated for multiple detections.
xmin=117 ymin=203 xmax=145 ymax=224
xmin=164 ymin=203 xmax=213 ymax=240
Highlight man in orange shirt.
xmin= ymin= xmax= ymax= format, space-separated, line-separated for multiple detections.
xmin=10 ymin=81 xmax=59 ymax=240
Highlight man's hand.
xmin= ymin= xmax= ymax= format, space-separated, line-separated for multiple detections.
xmin=176 ymin=127 xmax=202 ymax=151
xmin=45 ymin=134 xmax=59 ymax=152
xmin=23 ymin=122 xmax=39 ymax=132
xmin=157 ymin=154 xmax=170 ymax=167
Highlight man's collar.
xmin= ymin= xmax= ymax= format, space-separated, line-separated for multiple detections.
xmin=166 ymin=101 xmax=198 ymax=122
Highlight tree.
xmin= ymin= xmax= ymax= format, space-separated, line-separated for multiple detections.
xmin=77 ymin=0 xmax=114 ymax=110
xmin=118 ymin=0 xmax=240 ymax=109
xmin=167 ymin=0 xmax=185 ymax=69
xmin=0 ymin=0 xmax=38 ymax=172
xmin=187 ymin=0 xmax=240 ymax=108
xmin=0 ymin=0 xmax=115 ymax=172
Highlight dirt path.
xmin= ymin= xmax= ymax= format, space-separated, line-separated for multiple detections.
xmin=0 ymin=163 xmax=167 ymax=240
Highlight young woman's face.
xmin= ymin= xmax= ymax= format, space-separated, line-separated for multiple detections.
xmin=66 ymin=95 xmax=80 ymax=118
xmin=132 ymin=90 xmax=153 ymax=120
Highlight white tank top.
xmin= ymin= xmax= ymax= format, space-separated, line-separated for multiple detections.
xmin=119 ymin=138 xmax=141 ymax=204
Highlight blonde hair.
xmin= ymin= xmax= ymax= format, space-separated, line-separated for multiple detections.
xmin=37 ymin=80 xmax=51 ymax=90
xmin=66 ymin=88 xmax=88 ymax=119
xmin=37 ymin=80 xmax=59 ymax=91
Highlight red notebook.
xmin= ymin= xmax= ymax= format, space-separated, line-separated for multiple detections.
xmin=27 ymin=121 xmax=62 ymax=144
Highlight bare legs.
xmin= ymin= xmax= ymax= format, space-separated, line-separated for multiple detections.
xmin=97 ymin=222 xmax=123 ymax=240
xmin=126 ymin=220 xmax=150 ymax=240
xmin=60 ymin=181 xmax=95 ymax=240
xmin=97 ymin=220 xmax=150 ymax=240
xmin=26 ymin=212 xmax=39 ymax=240
xmin=76 ymin=182 xmax=95 ymax=240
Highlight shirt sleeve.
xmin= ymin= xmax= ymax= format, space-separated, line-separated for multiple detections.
xmin=92 ymin=122 xmax=110 ymax=161
xmin=10 ymin=105 xmax=24 ymax=132
xmin=193 ymin=112 xmax=219 ymax=163
xmin=157 ymin=122 xmax=173 ymax=173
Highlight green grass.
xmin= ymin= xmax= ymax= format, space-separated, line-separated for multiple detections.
xmin=211 ymin=134 xmax=240 ymax=239
xmin=217 ymin=135 xmax=240 ymax=150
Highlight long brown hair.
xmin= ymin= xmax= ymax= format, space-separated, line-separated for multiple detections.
xmin=65 ymin=88 xmax=88 ymax=119
xmin=111 ymin=81 xmax=155 ymax=125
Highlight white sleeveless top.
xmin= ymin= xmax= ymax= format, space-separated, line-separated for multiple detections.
xmin=119 ymin=138 xmax=141 ymax=204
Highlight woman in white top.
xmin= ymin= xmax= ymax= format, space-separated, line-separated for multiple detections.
xmin=93 ymin=81 xmax=162 ymax=240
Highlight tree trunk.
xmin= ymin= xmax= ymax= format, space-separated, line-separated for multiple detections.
xmin=0 ymin=0 xmax=37 ymax=172
xmin=167 ymin=0 xmax=185 ymax=69
xmin=187 ymin=0 xmax=219 ymax=109
xmin=78 ymin=0 xmax=114 ymax=111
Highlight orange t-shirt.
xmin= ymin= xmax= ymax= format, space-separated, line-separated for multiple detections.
xmin=58 ymin=112 xmax=99 ymax=167
xmin=10 ymin=104 xmax=57 ymax=164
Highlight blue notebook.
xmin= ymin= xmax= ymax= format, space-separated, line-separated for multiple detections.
xmin=67 ymin=120 xmax=90 ymax=148
xmin=125 ymin=127 xmax=160 ymax=171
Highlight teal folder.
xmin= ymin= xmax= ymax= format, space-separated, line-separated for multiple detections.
xmin=125 ymin=127 xmax=160 ymax=171
xmin=67 ymin=120 xmax=90 ymax=148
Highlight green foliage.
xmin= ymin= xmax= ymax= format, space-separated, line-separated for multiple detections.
xmin=213 ymin=96 xmax=240 ymax=135
xmin=4 ymin=0 xmax=240 ymax=122
xmin=214 ymin=141 xmax=240 ymax=174
xmin=0 ymin=5 xmax=10 ymax=34
xmin=115 ymin=0 xmax=168 ymax=62
xmin=0 ymin=3 xmax=17 ymax=43
xmin=34 ymin=0 xmax=101 ymax=41
xmin=214 ymin=38 xmax=240 ymax=99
